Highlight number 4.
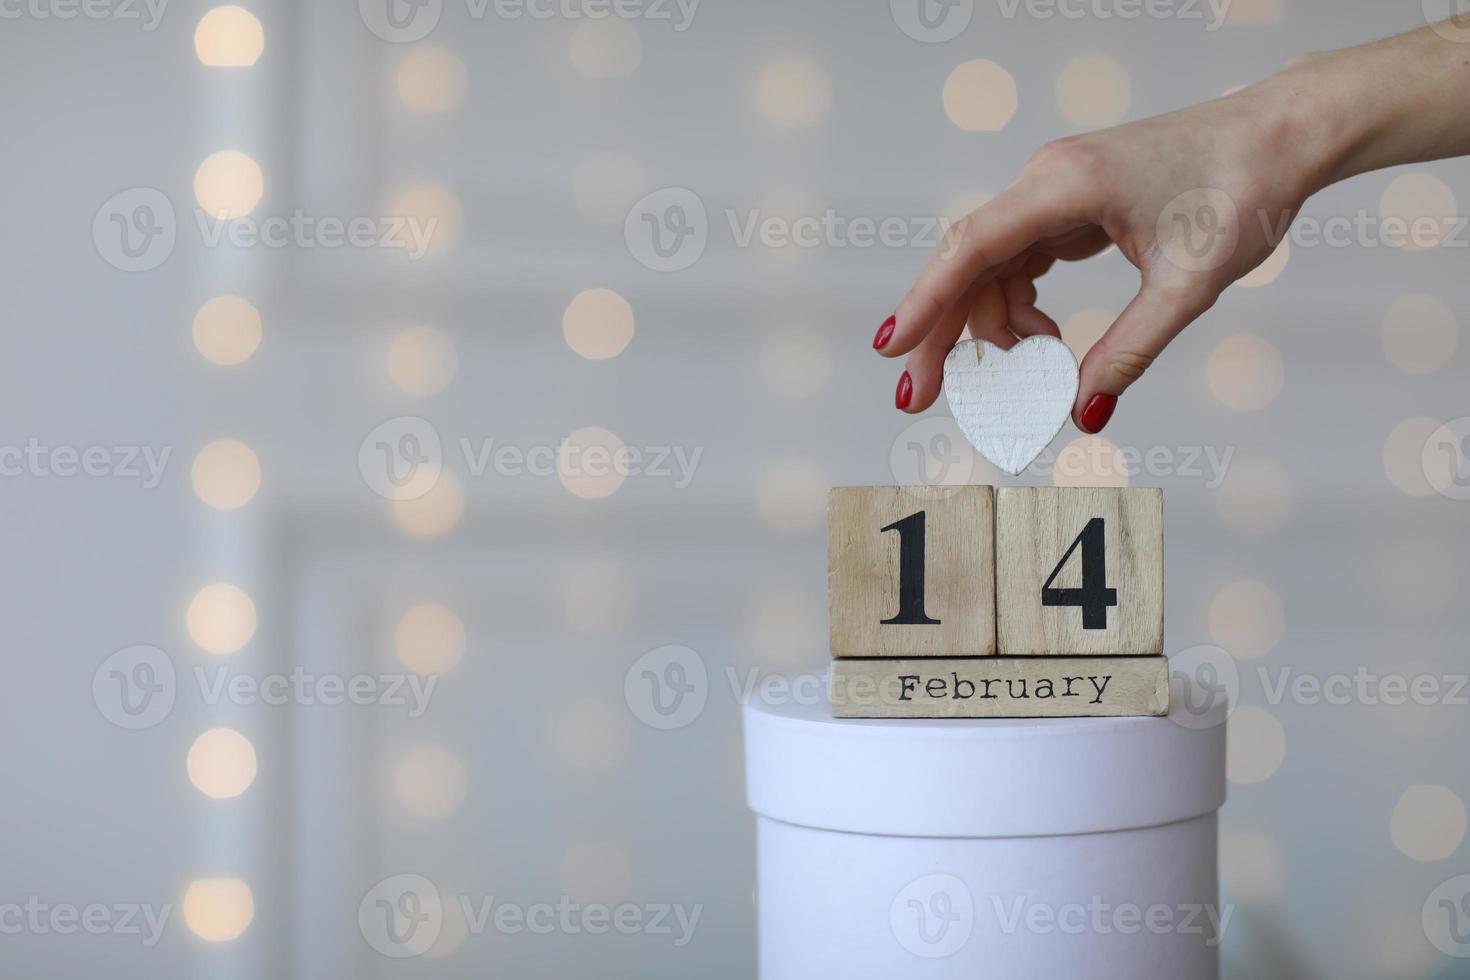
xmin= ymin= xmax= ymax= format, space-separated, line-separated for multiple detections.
xmin=1041 ymin=517 xmax=1118 ymax=629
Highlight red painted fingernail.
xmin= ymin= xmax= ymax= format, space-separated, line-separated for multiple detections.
xmin=873 ymin=315 xmax=896 ymax=350
xmin=895 ymin=371 xmax=913 ymax=410
xmin=1080 ymin=393 xmax=1118 ymax=433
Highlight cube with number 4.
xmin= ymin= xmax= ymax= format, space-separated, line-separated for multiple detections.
xmin=828 ymin=486 xmax=996 ymax=658
xmin=995 ymin=486 xmax=1163 ymax=656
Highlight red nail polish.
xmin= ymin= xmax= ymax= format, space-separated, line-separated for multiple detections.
xmin=1080 ymin=393 xmax=1118 ymax=433
xmin=873 ymin=316 xmax=896 ymax=350
xmin=895 ymin=371 xmax=913 ymax=410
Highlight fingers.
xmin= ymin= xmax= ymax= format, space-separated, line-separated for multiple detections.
xmin=1073 ymin=274 xmax=1217 ymax=433
xmin=877 ymin=179 xmax=1084 ymax=359
xmin=898 ymin=278 xmax=991 ymax=413
xmin=1000 ymin=256 xmax=1061 ymax=341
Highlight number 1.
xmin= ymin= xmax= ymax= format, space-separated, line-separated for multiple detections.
xmin=880 ymin=511 xmax=941 ymax=625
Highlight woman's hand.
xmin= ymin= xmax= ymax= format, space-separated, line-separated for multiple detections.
xmin=876 ymin=80 xmax=1327 ymax=432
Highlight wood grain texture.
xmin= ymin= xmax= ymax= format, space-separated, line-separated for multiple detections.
xmin=943 ymin=337 xmax=1078 ymax=476
xmin=828 ymin=486 xmax=996 ymax=658
xmin=830 ymin=656 xmax=1169 ymax=718
xmin=995 ymin=487 xmax=1164 ymax=656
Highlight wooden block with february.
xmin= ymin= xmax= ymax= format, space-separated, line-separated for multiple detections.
xmin=828 ymin=486 xmax=996 ymax=658
xmin=995 ymin=486 xmax=1164 ymax=656
xmin=830 ymin=656 xmax=1168 ymax=718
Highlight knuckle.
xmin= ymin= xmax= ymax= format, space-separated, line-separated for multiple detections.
xmin=1107 ymin=349 xmax=1156 ymax=384
xmin=1026 ymin=136 xmax=1105 ymax=184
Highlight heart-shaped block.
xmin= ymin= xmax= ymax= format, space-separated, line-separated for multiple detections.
xmin=943 ymin=336 xmax=1079 ymax=476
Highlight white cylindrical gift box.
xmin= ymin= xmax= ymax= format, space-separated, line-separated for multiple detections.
xmin=744 ymin=680 xmax=1227 ymax=978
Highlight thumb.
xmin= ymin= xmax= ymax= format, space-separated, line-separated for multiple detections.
xmin=1073 ymin=275 xmax=1217 ymax=433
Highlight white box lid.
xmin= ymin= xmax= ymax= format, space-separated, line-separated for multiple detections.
xmin=743 ymin=674 xmax=1226 ymax=838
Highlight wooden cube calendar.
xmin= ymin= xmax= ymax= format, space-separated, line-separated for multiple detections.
xmin=828 ymin=486 xmax=996 ymax=658
xmin=827 ymin=484 xmax=1167 ymax=719
xmin=995 ymin=487 xmax=1163 ymax=657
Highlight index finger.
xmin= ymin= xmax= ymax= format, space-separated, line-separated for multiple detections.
xmin=880 ymin=177 xmax=1088 ymax=359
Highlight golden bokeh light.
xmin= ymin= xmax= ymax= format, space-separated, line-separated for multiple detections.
xmin=392 ymin=472 xmax=465 ymax=538
xmin=942 ymin=59 xmax=1018 ymax=132
xmin=1207 ymin=579 xmax=1285 ymax=660
xmin=1206 ymin=333 xmax=1284 ymax=412
xmin=193 ymin=295 xmax=262 ymax=366
xmin=186 ymin=727 xmax=258 ymax=799
xmin=1389 ymin=784 xmax=1467 ymax=861
xmin=1237 ymin=237 xmax=1290 ymax=288
xmin=757 ymin=57 xmax=832 ymax=128
xmin=396 ymin=46 xmax=468 ymax=114
xmin=1379 ymin=172 xmax=1459 ymax=252
xmin=1055 ymin=54 xmax=1131 ymax=128
xmin=388 ymin=324 xmax=458 ymax=396
xmin=557 ymin=426 xmax=628 ymax=500
xmin=1053 ymin=435 xmax=1129 ymax=488
xmin=1381 ymin=294 xmax=1457 ymax=374
xmin=562 ymin=288 xmax=635 ymax=360
xmin=394 ymin=603 xmax=466 ymax=674
xmin=1062 ymin=308 xmax=1112 ymax=362
xmin=194 ymin=150 xmax=264 ymax=220
xmin=570 ymin=18 xmax=642 ymax=79
xmin=183 ymin=879 xmax=254 ymax=942
xmin=191 ymin=439 xmax=261 ymax=510
xmin=186 ymin=583 xmax=257 ymax=655
xmin=194 ymin=5 xmax=264 ymax=67
xmin=393 ymin=745 xmax=467 ymax=819
xmin=386 ymin=182 xmax=462 ymax=255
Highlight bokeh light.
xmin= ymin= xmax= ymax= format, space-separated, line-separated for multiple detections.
xmin=183 ymin=879 xmax=254 ymax=941
xmin=385 ymin=182 xmax=462 ymax=255
xmin=1053 ymin=435 xmax=1129 ymax=488
xmin=194 ymin=6 xmax=264 ymax=67
xmin=563 ymin=288 xmax=635 ymax=360
xmin=388 ymin=324 xmax=458 ymax=396
xmin=557 ymin=426 xmax=628 ymax=499
xmin=1237 ymin=237 xmax=1289 ymax=288
xmin=392 ymin=472 xmax=465 ymax=538
xmin=193 ymin=295 xmax=262 ymax=366
xmin=187 ymin=583 xmax=257 ymax=655
xmin=757 ymin=57 xmax=831 ymax=127
xmin=1055 ymin=54 xmax=1131 ymax=128
xmin=194 ymin=150 xmax=264 ymax=219
xmin=942 ymin=59 xmax=1018 ymax=132
xmin=186 ymin=727 xmax=257 ymax=799
xmin=1379 ymin=173 xmax=1459 ymax=252
xmin=1382 ymin=416 xmax=1442 ymax=497
xmin=1389 ymin=785 xmax=1467 ymax=861
xmin=1207 ymin=579 xmax=1285 ymax=660
xmin=191 ymin=439 xmax=261 ymax=510
xmin=393 ymin=745 xmax=468 ymax=819
xmin=570 ymin=18 xmax=641 ymax=79
xmin=397 ymin=46 xmax=468 ymax=113
xmin=573 ymin=151 xmax=648 ymax=225
xmin=1206 ymin=333 xmax=1284 ymax=412
xmin=394 ymin=603 xmax=466 ymax=674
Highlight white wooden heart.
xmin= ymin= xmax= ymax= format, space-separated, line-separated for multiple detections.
xmin=943 ymin=336 xmax=1079 ymax=476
